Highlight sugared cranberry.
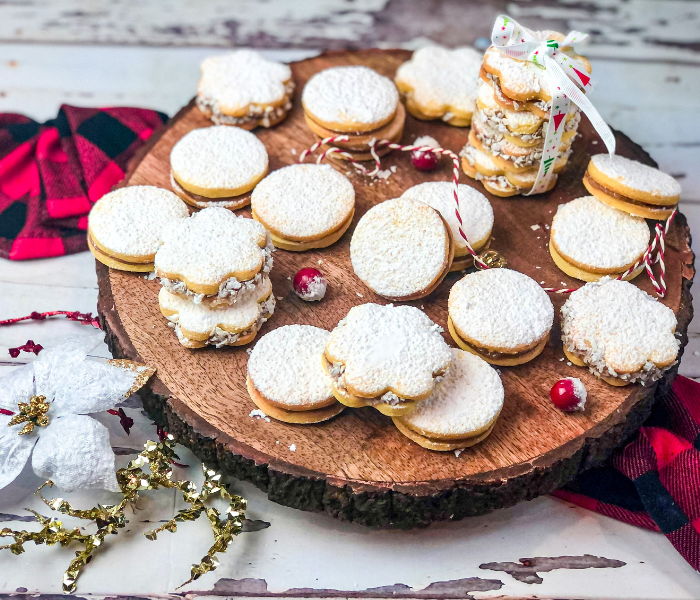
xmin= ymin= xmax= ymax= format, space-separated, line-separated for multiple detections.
xmin=293 ymin=267 xmax=327 ymax=302
xmin=550 ymin=377 xmax=587 ymax=412
xmin=411 ymin=135 xmax=440 ymax=171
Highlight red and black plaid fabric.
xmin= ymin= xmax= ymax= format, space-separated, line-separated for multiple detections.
xmin=554 ymin=375 xmax=700 ymax=571
xmin=0 ymin=105 xmax=166 ymax=260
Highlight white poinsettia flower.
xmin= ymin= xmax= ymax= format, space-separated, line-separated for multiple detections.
xmin=0 ymin=333 xmax=154 ymax=492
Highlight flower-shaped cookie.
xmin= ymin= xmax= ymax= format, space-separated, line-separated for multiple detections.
xmin=325 ymin=304 xmax=452 ymax=415
xmin=395 ymin=46 xmax=483 ymax=126
xmin=154 ymin=206 xmax=272 ymax=297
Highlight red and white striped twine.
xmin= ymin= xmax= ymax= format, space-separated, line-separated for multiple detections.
xmin=298 ymin=137 xmax=676 ymax=297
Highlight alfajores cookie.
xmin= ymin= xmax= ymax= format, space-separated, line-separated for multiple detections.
xmin=400 ymin=182 xmax=493 ymax=271
xmin=88 ymin=186 xmax=189 ymax=272
xmin=350 ymin=197 xmax=454 ymax=300
xmin=393 ymin=349 xmax=504 ymax=451
xmin=246 ymin=324 xmax=344 ymax=424
xmin=448 ymin=269 xmax=554 ymax=366
xmin=550 ymin=195 xmax=650 ymax=282
xmin=324 ymin=303 xmax=452 ymax=416
xmin=395 ymin=45 xmax=482 ymax=127
xmin=251 ymin=164 xmax=355 ymax=251
xmin=155 ymin=206 xmax=273 ymax=307
xmin=170 ymin=126 xmax=268 ymax=210
xmin=583 ymin=154 xmax=680 ymax=220
xmin=561 ymin=278 xmax=679 ymax=386
xmin=196 ymin=50 xmax=294 ymax=129
xmin=159 ymin=276 xmax=274 ymax=348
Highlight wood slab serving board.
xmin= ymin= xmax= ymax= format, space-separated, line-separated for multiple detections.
xmin=97 ymin=49 xmax=695 ymax=528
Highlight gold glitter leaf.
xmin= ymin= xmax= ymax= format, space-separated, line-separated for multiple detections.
xmin=107 ymin=359 xmax=156 ymax=397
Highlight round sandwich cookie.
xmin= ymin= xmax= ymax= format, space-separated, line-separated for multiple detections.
xmin=246 ymin=324 xmax=344 ymax=424
xmin=550 ymin=195 xmax=650 ymax=282
xmin=196 ymin=50 xmax=294 ymax=129
xmin=88 ymin=186 xmax=189 ymax=272
xmin=393 ymin=349 xmax=504 ymax=451
xmin=394 ymin=45 xmax=483 ymax=127
xmin=350 ymin=197 xmax=454 ymax=301
xmin=400 ymin=182 xmax=493 ymax=271
xmin=583 ymin=154 xmax=680 ymax=220
xmin=448 ymin=268 xmax=554 ymax=366
xmin=155 ymin=206 xmax=273 ymax=307
xmin=170 ymin=126 xmax=269 ymax=210
xmin=251 ymin=164 xmax=355 ymax=251
xmin=159 ymin=276 xmax=275 ymax=349
xmin=561 ymin=278 xmax=679 ymax=386
xmin=324 ymin=303 xmax=452 ymax=416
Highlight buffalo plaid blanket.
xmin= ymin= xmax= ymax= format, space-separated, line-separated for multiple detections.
xmin=0 ymin=106 xmax=166 ymax=260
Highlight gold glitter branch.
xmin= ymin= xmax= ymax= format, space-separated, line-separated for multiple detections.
xmin=0 ymin=436 xmax=247 ymax=594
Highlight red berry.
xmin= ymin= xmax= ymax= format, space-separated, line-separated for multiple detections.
xmin=550 ymin=377 xmax=587 ymax=412
xmin=293 ymin=267 xmax=327 ymax=302
xmin=411 ymin=148 xmax=439 ymax=171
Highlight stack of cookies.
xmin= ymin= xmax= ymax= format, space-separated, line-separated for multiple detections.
xmin=460 ymin=32 xmax=589 ymax=197
xmin=154 ymin=206 xmax=276 ymax=348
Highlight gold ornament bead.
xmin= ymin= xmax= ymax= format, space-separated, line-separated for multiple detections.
xmin=475 ymin=249 xmax=507 ymax=270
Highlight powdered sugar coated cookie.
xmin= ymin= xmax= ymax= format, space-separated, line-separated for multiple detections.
xmin=589 ymin=154 xmax=681 ymax=200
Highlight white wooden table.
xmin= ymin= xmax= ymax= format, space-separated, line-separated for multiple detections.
xmin=1 ymin=1 xmax=700 ymax=598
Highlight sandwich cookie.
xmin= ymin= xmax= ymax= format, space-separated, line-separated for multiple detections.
xmin=393 ymin=349 xmax=504 ymax=451
xmin=88 ymin=186 xmax=189 ymax=272
xmin=170 ymin=126 xmax=268 ymax=210
xmin=155 ymin=206 xmax=273 ymax=307
xmin=583 ymin=154 xmax=680 ymax=220
xmin=350 ymin=197 xmax=454 ymax=301
xmin=550 ymin=195 xmax=650 ymax=282
xmin=251 ymin=164 xmax=355 ymax=251
xmin=196 ymin=50 xmax=294 ymax=129
xmin=400 ymin=182 xmax=493 ymax=271
xmin=246 ymin=325 xmax=344 ymax=424
xmin=324 ymin=303 xmax=452 ymax=416
xmin=159 ymin=276 xmax=274 ymax=348
xmin=448 ymin=269 xmax=554 ymax=366
xmin=561 ymin=278 xmax=679 ymax=386
xmin=394 ymin=45 xmax=483 ymax=127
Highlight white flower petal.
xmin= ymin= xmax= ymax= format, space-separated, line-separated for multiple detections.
xmin=31 ymin=414 xmax=119 ymax=492
xmin=0 ymin=363 xmax=35 ymax=411
xmin=0 ymin=427 xmax=35 ymax=490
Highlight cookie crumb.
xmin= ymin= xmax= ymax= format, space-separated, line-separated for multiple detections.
xmin=290 ymin=148 xmax=297 ymax=155
xmin=289 ymin=443 xmax=296 ymax=452
xmin=249 ymin=409 xmax=270 ymax=423
xmin=530 ymin=224 xmax=540 ymax=231
xmin=357 ymin=292 xmax=363 ymax=298
xmin=454 ymin=449 xmax=463 ymax=458
xmin=567 ymin=361 xmax=573 ymax=366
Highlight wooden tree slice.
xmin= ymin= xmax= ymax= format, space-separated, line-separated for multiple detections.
xmin=97 ymin=49 xmax=695 ymax=528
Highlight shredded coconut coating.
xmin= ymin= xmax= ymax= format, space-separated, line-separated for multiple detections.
xmin=251 ymin=164 xmax=355 ymax=239
xmin=302 ymin=66 xmax=399 ymax=127
xmin=477 ymin=80 xmax=543 ymax=131
xmin=88 ymin=186 xmax=189 ymax=257
xmin=552 ymin=196 xmax=650 ymax=270
xmin=401 ymin=349 xmax=503 ymax=436
xmin=326 ymin=303 xmax=452 ymax=399
xmin=590 ymin=154 xmax=681 ymax=199
xmin=198 ymin=50 xmax=292 ymax=115
xmin=350 ymin=198 xmax=449 ymax=298
xmin=395 ymin=46 xmax=482 ymax=115
xmin=561 ymin=278 xmax=679 ymax=381
xmin=400 ymin=182 xmax=493 ymax=251
xmin=449 ymin=269 xmax=554 ymax=350
xmin=248 ymin=325 xmax=333 ymax=407
xmin=155 ymin=207 xmax=270 ymax=287
xmin=170 ymin=126 xmax=268 ymax=192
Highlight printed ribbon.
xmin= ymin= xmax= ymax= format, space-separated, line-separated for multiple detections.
xmin=491 ymin=15 xmax=616 ymax=195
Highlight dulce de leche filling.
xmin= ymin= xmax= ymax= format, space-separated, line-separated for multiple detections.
xmin=170 ymin=172 xmax=247 ymax=203
xmin=584 ymin=171 xmax=672 ymax=209
xmin=88 ymin=233 xmax=152 ymax=266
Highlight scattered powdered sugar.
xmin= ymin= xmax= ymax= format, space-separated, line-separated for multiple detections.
xmin=325 ymin=303 xmax=452 ymax=399
xmin=400 ymin=182 xmax=493 ymax=251
xmin=249 ymin=408 xmax=271 ymax=422
xmin=590 ymin=154 xmax=681 ymax=199
xmin=350 ymin=198 xmax=449 ymax=298
xmin=88 ymin=186 xmax=189 ymax=257
xmin=248 ymin=325 xmax=333 ymax=407
xmin=395 ymin=46 xmax=482 ymax=117
xmin=302 ymin=66 xmax=399 ymax=127
xmin=401 ymin=349 xmax=504 ymax=437
xmin=289 ymin=444 xmax=296 ymax=452
xmin=155 ymin=207 xmax=270 ymax=287
xmin=449 ymin=269 xmax=554 ymax=350
xmin=561 ymin=278 xmax=679 ymax=382
xmin=170 ymin=126 xmax=268 ymax=192
xmin=551 ymin=196 xmax=650 ymax=270
xmin=251 ymin=164 xmax=354 ymax=239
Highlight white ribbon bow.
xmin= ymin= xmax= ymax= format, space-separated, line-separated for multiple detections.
xmin=490 ymin=15 xmax=615 ymax=195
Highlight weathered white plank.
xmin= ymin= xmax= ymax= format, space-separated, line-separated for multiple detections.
xmin=0 ymin=251 xmax=97 ymax=288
